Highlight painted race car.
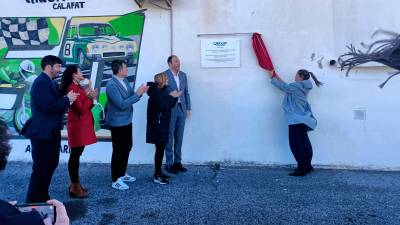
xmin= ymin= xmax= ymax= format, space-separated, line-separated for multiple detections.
xmin=61 ymin=22 xmax=138 ymax=68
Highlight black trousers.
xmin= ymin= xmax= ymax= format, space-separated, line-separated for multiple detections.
xmin=68 ymin=146 xmax=85 ymax=183
xmin=110 ymin=123 xmax=132 ymax=182
xmin=26 ymin=136 xmax=60 ymax=203
xmin=154 ymin=143 xmax=166 ymax=176
xmin=288 ymin=124 xmax=313 ymax=171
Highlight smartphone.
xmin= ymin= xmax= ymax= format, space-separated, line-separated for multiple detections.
xmin=16 ymin=203 xmax=56 ymax=224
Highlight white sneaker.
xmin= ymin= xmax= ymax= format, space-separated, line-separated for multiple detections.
xmin=111 ymin=178 xmax=129 ymax=190
xmin=121 ymin=173 xmax=136 ymax=183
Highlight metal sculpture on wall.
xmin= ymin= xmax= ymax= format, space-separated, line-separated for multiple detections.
xmin=339 ymin=29 xmax=400 ymax=88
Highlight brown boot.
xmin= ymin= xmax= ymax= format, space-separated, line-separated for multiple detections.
xmin=69 ymin=182 xmax=88 ymax=199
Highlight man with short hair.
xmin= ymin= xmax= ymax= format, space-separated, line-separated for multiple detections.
xmin=164 ymin=55 xmax=191 ymax=174
xmin=25 ymin=55 xmax=78 ymax=203
xmin=106 ymin=60 xmax=148 ymax=190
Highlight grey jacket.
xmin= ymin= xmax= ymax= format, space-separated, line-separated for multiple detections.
xmin=271 ymin=77 xmax=317 ymax=130
xmin=105 ymin=76 xmax=141 ymax=127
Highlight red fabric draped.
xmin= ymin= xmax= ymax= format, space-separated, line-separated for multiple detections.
xmin=252 ymin=32 xmax=276 ymax=76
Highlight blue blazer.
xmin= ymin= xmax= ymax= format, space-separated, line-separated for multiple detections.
xmin=105 ymin=76 xmax=141 ymax=127
xmin=165 ymin=69 xmax=191 ymax=113
xmin=26 ymin=72 xmax=69 ymax=140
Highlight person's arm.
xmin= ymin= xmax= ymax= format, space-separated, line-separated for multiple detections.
xmin=184 ymin=74 xmax=191 ymax=111
xmin=155 ymin=91 xmax=178 ymax=112
xmin=70 ymin=89 xmax=93 ymax=115
xmin=270 ymin=77 xmax=297 ymax=93
xmin=31 ymin=80 xmax=69 ymax=114
xmin=1 ymin=212 xmax=45 ymax=225
xmin=0 ymin=201 xmax=45 ymax=225
xmin=106 ymin=83 xmax=140 ymax=110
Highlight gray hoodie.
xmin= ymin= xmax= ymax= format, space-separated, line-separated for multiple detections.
xmin=271 ymin=77 xmax=317 ymax=130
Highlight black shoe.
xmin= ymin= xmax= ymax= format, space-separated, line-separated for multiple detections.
xmin=295 ymin=166 xmax=314 ymax=174
xmin=306 ymin=166 xmax=314 ymax=173
xmin=161 ymin=173 xmax=170 ymax=180
xmin=289 ymin=170 xmax=307 ymax=177
xmin=165 ymin=165 xmax=178 ymax=174
xmin=173 ymin=163 xmax=187 ymax=172
xmin=154 ymin=175 xmax=169 ymax=185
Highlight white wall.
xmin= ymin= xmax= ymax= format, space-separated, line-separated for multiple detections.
xmin=5 ymin=0 xmax=400 ymax=169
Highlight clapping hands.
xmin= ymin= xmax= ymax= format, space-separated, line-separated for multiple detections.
xmin=169 ymin=90 xmax=183 ymax=98
xmin=135 ymin=84 xmax=149 ymax=96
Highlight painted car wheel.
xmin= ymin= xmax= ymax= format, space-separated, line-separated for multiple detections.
xmin=13 ymin=106 xmax=30 ymax=133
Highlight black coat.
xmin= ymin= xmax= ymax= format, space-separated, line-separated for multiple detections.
xmin=0 ymin=200 xmax=44 ymax=225
xmin=146 ymin=82 xmax=177 ymax=144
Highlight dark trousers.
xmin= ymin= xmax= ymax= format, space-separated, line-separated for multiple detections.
xmin=288 ymin=124 xmax=313 ymax=171
xmin=26 ymin=137 xmax=60 ymax=203
xmin=110 ymin=123 xmax=132 ymax=182
xmin=68 ymin=146 xmax=85 ymax=183
xmin=154 ymin=143 xmax=166 ymax=176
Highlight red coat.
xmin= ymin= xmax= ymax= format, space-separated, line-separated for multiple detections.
xmin=67 ymin=83 xmax=97 ymax=147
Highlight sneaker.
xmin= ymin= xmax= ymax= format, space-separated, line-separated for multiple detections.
xmin=111 ymin=178 xmax=129 ymax=190
xmin=121 ymin=173 xmax=136 ymax=182
xmin=165 ymin=165 xmax=178 ymax=174
xmin=173 ymin=163 xmax=187 ymax=172
xmin=154 ymin=175 xmax=169 ymax=185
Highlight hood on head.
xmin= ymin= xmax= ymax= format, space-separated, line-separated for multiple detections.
xmin=301 ymin=79 xmax=313 ymax=90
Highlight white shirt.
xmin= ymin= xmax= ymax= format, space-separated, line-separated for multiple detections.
xmin=172 ymin=71 xmax=180 ymax=90
xmin=114 ymin=75 xmax=127 ymax=91
xmin=172 ymin=71 xmax=181 ymax=103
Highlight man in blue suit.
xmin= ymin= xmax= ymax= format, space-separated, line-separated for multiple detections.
xmin=106 ymin=60 xmax=148 ymax=190
xmin=25 ymin=55 xmax=78 ymax=203
xmin=164 ymin=55 xmax=191 ymax=174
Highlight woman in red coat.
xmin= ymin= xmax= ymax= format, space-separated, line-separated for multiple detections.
xmin=60 ymin=65 xmax=97 ymax=198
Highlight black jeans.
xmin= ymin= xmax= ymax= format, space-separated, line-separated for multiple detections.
xmin=154 ymin=143 xmax=166 ymax=176
xmin=288 ymin=124 xmax=313 ymax=171
xmin=68 ymin=146 xmax=85 ymax=183
xmin=26 ymin=137 xmax=60 ymax=203
xmin=110 ymin=123 xmax=132 ymax=182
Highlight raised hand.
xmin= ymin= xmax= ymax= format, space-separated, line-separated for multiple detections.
xmin=135 ymin=84 xmax=149 ymax=96
xmin=67 ymin=90 xmax=79 ymax=103
xmin=46 ymin=199 xmax=70 ymax=225
xmin=87 ymin=89 xmax=98 ymax=99
xmin=169 ymin=90 xmax=183 ymax=98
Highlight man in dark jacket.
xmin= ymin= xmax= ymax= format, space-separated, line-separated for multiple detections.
xmin=25 ymin=55 xmax=78 ymax=203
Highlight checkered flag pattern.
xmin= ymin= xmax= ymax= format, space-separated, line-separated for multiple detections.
xmin=0 ymin=17 xmax=49 ymax=47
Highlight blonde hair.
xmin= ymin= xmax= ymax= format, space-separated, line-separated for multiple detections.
xmin=154 ymin=72 xmax=168 ymax=88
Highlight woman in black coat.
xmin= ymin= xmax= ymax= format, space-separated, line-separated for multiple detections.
xmin=146 ymin=72 xmax=181 ymax=185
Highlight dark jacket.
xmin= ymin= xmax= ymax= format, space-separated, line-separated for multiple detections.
xmin=0 ymin=200 xmax=44 ymax=225
xmin=26 ymin=72 xmax=69 ymax=139
xmin=146 ymin=82 xmax=177 ymax=144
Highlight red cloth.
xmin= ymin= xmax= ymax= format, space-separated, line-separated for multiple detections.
xmin=252 ymin=32 xmax=276 ymax=76
xmin=67 ymin=83 xmax=97 ymax=147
